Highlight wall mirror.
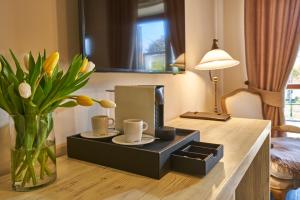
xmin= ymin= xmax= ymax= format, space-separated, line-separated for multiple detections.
xmin=79 ymin=0 xmax=186 ymax=73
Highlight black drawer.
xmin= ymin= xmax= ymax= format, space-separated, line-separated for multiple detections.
xmin=171 ymin=141 xmax=223 ymax=175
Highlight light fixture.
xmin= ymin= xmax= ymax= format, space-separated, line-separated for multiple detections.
xmin=196 ymin=39 xmax=239 ymax=113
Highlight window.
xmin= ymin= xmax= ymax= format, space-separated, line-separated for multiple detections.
xmin=136 ymin=20 xmax=167 ymax=71
xmin=285 ymin=47 xmax=300 ymax=121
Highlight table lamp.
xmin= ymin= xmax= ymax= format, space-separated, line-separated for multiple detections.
xmin=196 ymin=39 xmax=239 ymax=113
xmin=180 ymin=39 xmax=239 ymax=121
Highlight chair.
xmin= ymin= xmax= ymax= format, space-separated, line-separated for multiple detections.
xmin=221 ymin=88 xmax=300 ymax=200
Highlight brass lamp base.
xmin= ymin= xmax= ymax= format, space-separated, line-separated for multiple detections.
xmin=209 ymin=70 xmax=219 ymax=113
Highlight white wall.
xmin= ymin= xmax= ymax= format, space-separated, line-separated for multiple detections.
xmin=222 ymin=0 xmax=247 ymax=94
xmin=0 ymin=0 xmax=217 ymax=172
xmin=54 ymin=0 xmax=217 ymax=144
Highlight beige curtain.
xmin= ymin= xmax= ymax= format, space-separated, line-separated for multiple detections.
xmin=245 ymin=0 xmax=300 ymax=137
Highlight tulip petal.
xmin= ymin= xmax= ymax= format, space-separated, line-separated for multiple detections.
xmin=86 ymin=61 xmax=95 ymax=73
xmin=44 ymin=52 xmax=59 ymax=76
xmin=80 ymin=58 xmax=88 ymax=73
xmin=18 ymin=82 xmax=32 ymax=99
xmin=76 ymin=95 xmax=94 ymax=106
xmin=99 ymin=99 xmax=116 ymax=108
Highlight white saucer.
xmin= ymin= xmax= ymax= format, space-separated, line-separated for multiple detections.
xmin=112 ymin=134 xmax=155 ymax=146
xmin=80 ymin=130 xmax=120 ymax=139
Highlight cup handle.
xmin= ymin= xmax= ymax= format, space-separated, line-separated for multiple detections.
xmin=108 ymin=118 xmax=115 ymax=128
xmin=142 ymin=122 xmax=148 ymax=131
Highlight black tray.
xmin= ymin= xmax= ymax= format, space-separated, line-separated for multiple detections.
xmin=171 ymin=141 xmax=223 ymax=175
xmin=67 ymin=129 xmax=200 ymax=179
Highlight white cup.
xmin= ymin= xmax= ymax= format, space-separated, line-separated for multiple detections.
xmin=92 ymin=115 xmax=115 ymax=135
xmin=123 ymin=119 xmax=148 ymax=143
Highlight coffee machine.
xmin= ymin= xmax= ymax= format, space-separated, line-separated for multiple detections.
xmin=115 ymin=85 xmax=164 ymax=136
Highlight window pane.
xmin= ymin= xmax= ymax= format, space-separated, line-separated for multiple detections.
xmin=136 ymin=20 xmax=166 ymax=71
xmin=285 ymin=89 xmax=300 ymax=121
xmin=285 ymin=47 xmax=300 ymax=122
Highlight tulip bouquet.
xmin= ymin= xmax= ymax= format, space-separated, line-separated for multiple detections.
xmin=0 ymin=50 xmax=115 ymax=191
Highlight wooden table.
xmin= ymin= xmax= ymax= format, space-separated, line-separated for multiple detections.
xmin=0 ymin=117 xmax=271 ymax=200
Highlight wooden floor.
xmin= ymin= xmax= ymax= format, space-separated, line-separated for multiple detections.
xmin=286 ymin=189 xmax=300 ymax=200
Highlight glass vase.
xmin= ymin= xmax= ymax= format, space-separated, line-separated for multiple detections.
xmin=9 ymin=113 xmax=57 ymax=191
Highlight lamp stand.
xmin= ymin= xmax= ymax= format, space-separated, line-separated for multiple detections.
xmin=180 ymin=72 xmax=230 ymax=120
xmin=209 ymin=70 xmax=219 ymax=113
xmin=180 ymin=70 xmax=231 ymax=120
xmin=181 ymin=38 xmax=237 ymax=121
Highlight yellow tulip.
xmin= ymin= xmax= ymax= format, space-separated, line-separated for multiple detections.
xmin=79 ymin=58 xmax=88 ymax=73
xmin=98 ymin=99 xmax=116 ymax=108
xmin=76 ymin=95 xmax=94 ymax=106
xmin=43 ymin=52 xmax=59 ymax=76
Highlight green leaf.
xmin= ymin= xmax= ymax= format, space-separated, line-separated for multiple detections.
xmin=60 ymin=79 xmax=89 ymax=96
xmin=43 ymin=100 xmax=63 ymax=114
xmin=36 ymin=54 xmax=95 ymax=113
xmin=46 ymin=55 xmax=81 ymax=95
xmin=43 ymin=75 xmax=53 ymax=96
xmin=0 ymin=76 xmax=15 ymax=113
xmin=39 ymin=69 xmax=69 ymax=111
xmin=0 ymin=56 xmax=19 ymax=86
xmin=7 ymin=84 xmax=23 ymax=114
xmin=42 ymin=49 xmax=46 ymax=62
xmin=28 ymin=52 xmax=35 ymax=81
xmin=24 ymin=100 xmax=38 ymax=115
xmin=59 ymin=101 xmax=77 ymax=108
xmin=39 ymin=79 xmax=64 ymax=111
xmin=9 ymin=49 xmax=25 ymax=81
xmin=33 ymin=85 xmax=46 ymax=106
xmin=0 ymin=87 xmax=12 ymax=114
xmin=0 ymin=55 xmax=14 ymax=74
xmin=29 ymin=54 xmax=42 ymax=87
xmin=63 ymin=55 xmax=82 ymax=87
xmin=52 ymin=70 xmax=63 ymax=86
xmin=51 ymin=65 xmax=59 ymax=78
xmin=0 ymin=73 xmax=10 ymax=90
xmin=72 ymin=70 xmax=93 ymax=87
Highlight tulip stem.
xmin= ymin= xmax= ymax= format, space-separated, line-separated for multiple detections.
xmin=39 ymin=96 xmax=68 ymax=113
xmin=68 ymin=96 xmax=76 ymax=99
xmin=31 ymin=72 xmax=45 ymax=101
xmin=92 ymin=98 xmax=99 ymax=102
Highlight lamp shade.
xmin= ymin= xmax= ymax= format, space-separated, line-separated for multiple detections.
xmin=195 ymin=49 xmax=240 ymax=70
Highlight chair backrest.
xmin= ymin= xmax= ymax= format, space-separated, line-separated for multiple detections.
xmin=221 ymin=88 xmax=264 ymax=119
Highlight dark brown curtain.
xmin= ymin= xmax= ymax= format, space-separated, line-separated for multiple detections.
xmin=164 ymin=0 xmax=185 ymax=58
xmin=108 ymin=0 xmax=138 ymax=68
xmin=245 ymin=0 xmax=300 ymax=137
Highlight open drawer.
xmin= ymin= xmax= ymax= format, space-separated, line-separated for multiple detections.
xmin=171 ymin=141 xmax=224 ymax=175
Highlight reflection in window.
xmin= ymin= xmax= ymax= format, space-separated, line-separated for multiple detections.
xmin=81 ymin=0 xmax=185 ymax=72
xmin=136 ymin=20 xmax=167 ymax=71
